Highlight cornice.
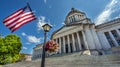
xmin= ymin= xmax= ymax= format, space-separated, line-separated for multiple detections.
xmin=96 ymin=18 xmax=120 ymax=29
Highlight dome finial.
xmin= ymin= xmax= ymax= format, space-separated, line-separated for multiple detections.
xmin=71 ymin=7 xmax=75 ymax=11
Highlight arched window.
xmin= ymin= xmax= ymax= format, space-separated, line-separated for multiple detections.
xmin=78 ymin=15 xmax=80 ymax=19
xmin=78 ymin=15 xmax=81 ymax=20
xmin=70 ymin=17 xmax=71 ymax=22
xmin=75 ymin=15 xmax=78 ymax=21
xmin=69 ymin=17 xmax=71 ymax=23
xmin=81 ymin=15 xmax=84 ymax=19
xmin=71 ymin=16 xmax=73 ymax=22
xmin=73 ymin=15 xmax=75 ymax=22
xmin=68 ymin=17 xmax=70 ymax=23
xmin=72 ymin=16 xmax=74 ymax=22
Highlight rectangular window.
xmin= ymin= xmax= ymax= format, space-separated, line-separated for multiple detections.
xmin=111 ymin=30 xmax=120 ymax=45
xmin=111 ymin=30 xmax=118 ymax=38
xmin=117 ymin=40 xmax=120 ymax=45
xmin=104 ymin=32 xmax=115 ymax=47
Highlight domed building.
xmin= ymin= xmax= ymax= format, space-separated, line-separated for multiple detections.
xmin=51 ymin=8 xmax=120 ymax=55
xmin=32 ymin=8 xmax=120 ymax=60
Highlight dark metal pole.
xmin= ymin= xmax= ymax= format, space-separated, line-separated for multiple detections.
xmin=41 ymin=32 xmax=47 ymax=67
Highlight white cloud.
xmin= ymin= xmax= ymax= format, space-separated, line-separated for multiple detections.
xmin=23 ymin=47 xmax=28 ymax=50
xmin=37 ymin=16 xmax=53 ymax=31
xmin=62 ymin=22 xmax=65 ymax=25
xmin=115 ymin=14 xmax=120 ymax=19
xmin=95 ymin=0 xmax=120 ymax=25
xmin=25 ymin=42 xmax=31 ymax=45
xmin=21 ymin=32 xmax=42 ymax=44
xmin=21 ymin=32 xmax=27 ymax=36
xmin=27 ymin=35 xmax=41 ymax=44
xmin=37 ymin=16 xmax=46 ymax=31
xmin=44 ymin=0 xmax=47 ymax=4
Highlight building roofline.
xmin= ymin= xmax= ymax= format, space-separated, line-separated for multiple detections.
xmin=51 ymin=25 xmax=65 ymax=39
xmin=96 ymin=18 xmax=120 ymax=29
xmin=20 ymin=53 xmax=32 ymax=56
xmin=51 ymin=22 xmax=94 ymax=39
xmin=33 ymin=43 xmax=43 ymax=49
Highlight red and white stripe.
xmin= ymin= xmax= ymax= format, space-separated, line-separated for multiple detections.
xmin=3 ymin=8 xmax=36 ymax=32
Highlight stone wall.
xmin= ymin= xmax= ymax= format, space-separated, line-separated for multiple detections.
xmin=111 ymin=46 xmax=120 ymax=54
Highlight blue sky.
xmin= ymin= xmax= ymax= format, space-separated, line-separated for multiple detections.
xmin=0 ymin=0 xmax=120 ymax=54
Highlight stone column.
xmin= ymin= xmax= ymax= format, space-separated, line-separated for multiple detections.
xmin=90 ymin=25 xmax=102 ymax=49
xmin=82 ymin=31 xmax=89 ymax=49
xmin=56 ymin=38 xmax=60 ymax=53
xmin=116 ymin=29 xmax=120 ymax=37
xmin=97 ymin=32 xmax=111 ymax=49
xmin=55 ymin=39 xmax=57 ymax=42
xmin=76 ymin=32 xmax=82 ymax=50
xmin=59 ymin=37 xmax=62 ymax=54
xmin=63 ymin=36 xmax=66 ymax=53
xmin=33 ymin=50 xmax=36 ymax=60
xmin=72 ymin=33 xmax=76 ymax=52
xmin=56 ymin=38 xmax=58 ymax=44
xmin=109 ymin=31 xmax=119 ymax=46
xmin=84 ymin=25 xmax=96 ymax=49
xmin=67 ymin=35 xmax=71 ymax=53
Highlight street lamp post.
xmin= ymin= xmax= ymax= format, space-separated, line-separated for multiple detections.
xmin=41 ymin=24 xmax=52 ymax=67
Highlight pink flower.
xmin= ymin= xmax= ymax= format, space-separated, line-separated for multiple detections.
xmin=45 ymin=40 xmax=59 ymax=53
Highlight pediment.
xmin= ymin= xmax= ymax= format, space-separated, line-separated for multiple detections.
xmin=55 ymin=25 xmax=79 ymax=35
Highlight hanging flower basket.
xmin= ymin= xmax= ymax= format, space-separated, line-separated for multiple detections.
xmin=45 ymin=40 xmax=59 ymax=53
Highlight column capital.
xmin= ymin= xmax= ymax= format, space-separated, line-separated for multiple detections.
xmin=83 ymin=24 xmax=89 ymax=29
xmin=89 ymin=24 xmax=95 ymax=29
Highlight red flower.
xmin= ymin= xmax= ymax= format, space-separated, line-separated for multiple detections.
xmin=45 ymin=40 xmax=59 ymax=53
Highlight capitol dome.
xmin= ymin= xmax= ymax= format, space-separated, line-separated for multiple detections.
xmin=65 ymin=8 xmax=89 ymax=25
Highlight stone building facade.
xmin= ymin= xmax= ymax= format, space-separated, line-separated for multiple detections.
xmin=32 ymin=44 xmax=49 ymax=60
xmin=96 ymin=19 xmax=120 ymax=54
xmin=51 ymin=8 xmax=120 ymax=55
xmin=32 ymin=8 xmax=120 ymax=59
xmin=24 ymin=54 xmax=32 ymax=61
xmin=32 ymin=44 xmax=43 ymax=60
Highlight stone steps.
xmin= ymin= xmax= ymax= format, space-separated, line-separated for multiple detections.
xmin=3 ymin=53 xmax=120 ymax=67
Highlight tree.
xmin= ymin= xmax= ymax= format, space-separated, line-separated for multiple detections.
xmin=19 ymin=53 xmax=26 ymax=61
xmin=0 ymin=34 xmax=22 ymax=65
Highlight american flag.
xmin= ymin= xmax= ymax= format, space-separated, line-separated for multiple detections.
xmin=3 ymin=5 xmax=36 ymax=32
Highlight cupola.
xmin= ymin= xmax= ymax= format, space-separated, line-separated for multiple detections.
xmin=65 ymin=8 xmax=88 ymax=25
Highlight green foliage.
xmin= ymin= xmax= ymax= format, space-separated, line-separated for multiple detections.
xmin=19 ymin=53 xmax=26 ymax=61
xmin=0 ymin=34 xmax=22 ymax=65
